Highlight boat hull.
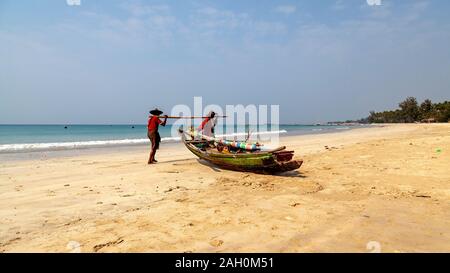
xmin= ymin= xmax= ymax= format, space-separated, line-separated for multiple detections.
xmin=182 ymin=135 xmax=302 ymax=174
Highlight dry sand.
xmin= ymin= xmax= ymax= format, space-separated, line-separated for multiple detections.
xmin=0 ymin=124 xmax=449 ymax=253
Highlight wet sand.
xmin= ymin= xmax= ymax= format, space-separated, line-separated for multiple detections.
xmin=1 ymin=124 xmax=449 ymax=252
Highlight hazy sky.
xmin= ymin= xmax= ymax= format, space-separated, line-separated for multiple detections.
xmin=1 ymin=0 xmax=449 ymax=124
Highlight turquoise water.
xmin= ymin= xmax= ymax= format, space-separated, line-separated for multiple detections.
xmin=0 ymin=125 xmax=148 ymax=145
xmin=0 ymin=124 xmax=359 ymax=153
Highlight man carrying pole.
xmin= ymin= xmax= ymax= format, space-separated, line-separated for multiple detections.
xmin=146 ymin=111 xmax=225 ymax=164
xmin=147 ymin=108 xmax=168 ymax=164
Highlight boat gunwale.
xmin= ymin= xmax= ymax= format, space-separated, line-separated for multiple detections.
xmin=182 ymin=133 xmax=286 ymax=158
xmin=184 ymin=141 xmax=282 ymax=159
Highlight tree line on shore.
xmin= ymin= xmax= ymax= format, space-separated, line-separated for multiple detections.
xmin=364 ymin=97 xmax=450 ymax=124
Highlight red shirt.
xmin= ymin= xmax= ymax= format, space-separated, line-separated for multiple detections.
xmin=148 ymin=116 xmax=162 ymax=132
xmin=198 ymin=118 xmax=210 ymax=130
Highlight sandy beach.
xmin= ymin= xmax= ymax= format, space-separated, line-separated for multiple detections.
xmin=1 ymin=124 xmax=449 ymax=253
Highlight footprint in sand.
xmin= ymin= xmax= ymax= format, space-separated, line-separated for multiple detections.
xmin=164 ymin=186 xmax=189 ymax=193
xmin=209 ymin=239 xmax=224 ymax=247
xmin=238 ymin=218 xmax=251 ymax=224
xmin=47 ymin=190 xmax=56 ymax=197
xmin=64 ymin=218 xmax=82 ymax=226
xmin=125 ymin=207 xmax=141 ymax=212
xmin=120 ymin=194 xmax=134 ymax=197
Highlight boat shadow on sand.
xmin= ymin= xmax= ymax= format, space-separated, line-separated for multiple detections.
xmin=196 ymin=159 xmax=307 ymax=178
xmin=274 ymin=170 xmax=307 ymax=178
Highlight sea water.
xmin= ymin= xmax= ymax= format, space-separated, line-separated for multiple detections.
xmin=0 ymin=124 xmax=360 ymax=153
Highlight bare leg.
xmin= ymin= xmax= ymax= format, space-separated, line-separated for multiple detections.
xmin=149 ymin=148 xmax=157 ymax=164
xmin=148 ymin=134 xmax=159 ymax=164
xmin=148 ymin=141 xmax=156 ymax=164
xmin=148 ymin=148 xmax=153 ymax=164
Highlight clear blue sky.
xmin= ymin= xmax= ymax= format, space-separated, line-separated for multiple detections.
xmin=1 ymin=0 xmax=449 ymax=124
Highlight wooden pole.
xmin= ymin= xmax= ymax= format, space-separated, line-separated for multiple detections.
xmin=154 ymin=116 xmax=227 ymax=119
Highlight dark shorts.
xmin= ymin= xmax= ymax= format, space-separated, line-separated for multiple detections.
xmin=148 ymin=130 xmax=161 ymax=150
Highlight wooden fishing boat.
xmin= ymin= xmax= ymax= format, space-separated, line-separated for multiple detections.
xmin=180 ymin=129 xmax=303 ymax=174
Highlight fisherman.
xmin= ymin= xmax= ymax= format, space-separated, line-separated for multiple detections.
xmin=147 ymin=108 xmax=168 ymax=164
xmin=198 ymin=111 xmax=217 ymax=138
